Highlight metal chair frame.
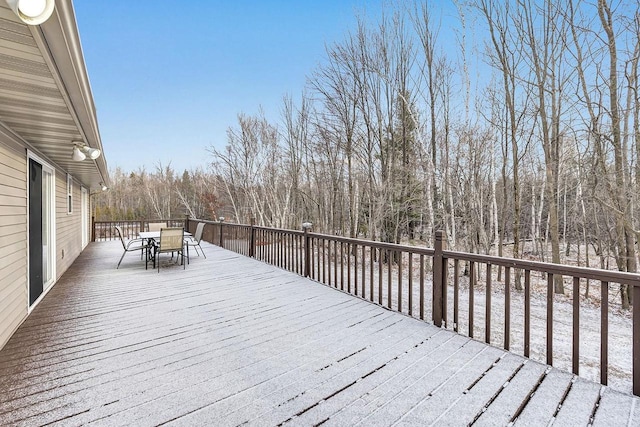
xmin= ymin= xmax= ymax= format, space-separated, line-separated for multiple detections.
xmin=115 ymin=226 xmax=152 ymax=269
xmin=185 ymin=222 xmax=206 ymax=263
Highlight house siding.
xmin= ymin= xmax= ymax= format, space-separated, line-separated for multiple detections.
xmin=55 ymin=173 xmax=83 ymax=276
xmin=0 ymin=138 xmax=91 ymax=350
xmin=0 ymin=140 xmax=27 ymax=350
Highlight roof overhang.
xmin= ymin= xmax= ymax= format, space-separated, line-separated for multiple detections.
xmin=0 ymin=0 xmax=108 ymax=189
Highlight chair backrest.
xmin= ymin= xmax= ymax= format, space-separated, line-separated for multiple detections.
xmin=114 ymin=226 xmax=127 ymax=249
xmin=148 ymin=222 xmax=167 ymax=232
xmin=194 ymin=222 xmax=205 ymax=242
xmin=159 ymin=227 xmax=184 ymax=252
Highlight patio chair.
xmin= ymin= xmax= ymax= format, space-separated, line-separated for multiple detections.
xmin=184 ymin=222 xmax=206 ymax=263
xmin=148 ymin=222 xmax=167 ymax=232
xmin=115 ymin=226 xmax=152 ymax=269
xmin=155 ymin=227 xmax=186 ymax=272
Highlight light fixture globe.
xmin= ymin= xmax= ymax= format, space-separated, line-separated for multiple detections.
xmin=18 ymin=0 xmax=45 ymax=16
xmin=71 ymin=146 xmax=86 ymax=161
xmin=85 ymin=146 xmax=101 ymax=160
xmin=6 ymin=0 xmax=55 ymax=25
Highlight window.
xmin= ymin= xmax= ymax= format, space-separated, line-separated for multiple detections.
xmin=67 ymin=173 xmax=73 ymax=214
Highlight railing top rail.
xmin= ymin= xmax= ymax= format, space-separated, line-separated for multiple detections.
xmin=306 ymin=231 xmax=437 ymax=255
xmin=94 ymin=218 xmax=185 ymax=224
xmin=188 ymin=218 xmax=640 ymax=285
xmin=191 ymin=219 xmax=436 ymax=255
xmin=444 ymin=249 xmax=640 ymax=286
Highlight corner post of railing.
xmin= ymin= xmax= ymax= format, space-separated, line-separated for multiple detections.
xmin=634 ymin=283 xmax=640 ymax=396
xmin=302 ymin=222 xmax=313 ymax=277
xmin=433 ymin=230 xmax=447 ymax=327
xmin=91 ymin=216 xmax=95 ymax=242
xmin=184 ymin=215 xmax=190 ymax=233
xmin=140 ymin=220 xmax=145 ymax=234
xmin=218 ymin=217 xmax=225 ymax=248
xmin=249 ymin=217 xmax=256 ymax=258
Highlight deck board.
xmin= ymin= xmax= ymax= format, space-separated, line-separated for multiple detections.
xmin=0 ymin=241 xmax=637 ymax=426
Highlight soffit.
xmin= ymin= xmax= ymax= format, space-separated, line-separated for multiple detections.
xmin=0 ymin=2 xmax=108 ymax=189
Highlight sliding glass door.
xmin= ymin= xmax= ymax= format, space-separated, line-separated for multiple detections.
xmin=28 ymin=155 xmax=55 ymax=307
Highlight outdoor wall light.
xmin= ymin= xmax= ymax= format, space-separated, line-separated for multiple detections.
xmin=71 ymin=142 xmax=101 ymax=161
xmin=5 ymin=0 xmax=55 ymax=25
xmin=100 ymin=183 xmax=108 ymax=191
xmin=71 ymin=146 xmax=85 ymax=161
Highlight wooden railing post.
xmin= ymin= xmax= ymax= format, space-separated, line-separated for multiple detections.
xmin=219 ymin=217 xmax=225 ymax=248
xmin=302 ymin=222 xmax=312 ymax=277
xmin=91 ymin=216 xmax=95 ymax=242
xmin=249 ymin=217 xmax=256 ymax=258
xmin=184 ymin=215 xmax=190 ymax=233
xmin=433 ymin=230 xmax=446 ymax=327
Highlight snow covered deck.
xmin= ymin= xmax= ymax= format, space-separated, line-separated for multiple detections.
xmin=0 ymin=241 xmax=638 ymax=426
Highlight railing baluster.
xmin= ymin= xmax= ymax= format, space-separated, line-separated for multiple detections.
xmin=340 ymin=241 xmax=345 ymax=291
xmin=317 ymin=237 xmax=321 ymax=279
xmin=573 ymin=276 xmax=580 ymax=375
xmin=408 ymin=253 xmax=413 ymax=317
xmin=310 ymin=237 xmax=315 ymax=277
xmin=443 ymin=256 xmax=448 ymax=328
xmin=486 ymin=263 xmax=492 ymax=344
xmin=327 ymin=240 xmax=332 ymax=286
xmin=469 ymin=261 xmax=475 ymax=339
xmin=601 ymin=281 xmax=608 ymax=385
xmin=334 ymin=241 xmax=338 ymax=288
xmin=284 ymin=232 xmax=288 ymax=270
xmin=275 ymin=231 xmax=278 ymax=266
xmin=378 ymin=249 xmax=383 ymax=305
xmin=370 ymin=247 xmax=374 ymax=302
xmin=322 ymin=239 xmax=326 ymax=284
xmin=347 ymin=243 xmax=352 ymax=293
xmin=290 ymin=233 xmax=294 ymax=273
xmin=292 ymin=232 xmax=296 ymax=272
xmin=387 ymin=250 xmax=392 ymax=309
xmin=634 ymin=284 xmax=640 ymax=395
xmin=505 ymin=266 xmax=511 ymax=350
xmin=525 ymin=269 xmax=531 ymax=358
xmin=362 ymin=245 xmax=366 ymax=298
xmin=353 ymin=244 xmax=357 ymax=296
xmin=420 ymin=254 xmax=425 ymax=320
xmin=398 ymin=251 xmax=403 ymax=313
xmin=454 ymin=259 xmax=459 ymax=332
xmin=547 ymin=273 xmax=554 ymax=366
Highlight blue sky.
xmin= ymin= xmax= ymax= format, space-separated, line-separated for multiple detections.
xmin=73 ymin=0 xmax=383 ymax=173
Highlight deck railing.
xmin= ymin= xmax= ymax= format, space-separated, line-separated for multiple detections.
xmin=92 ymin=217 xmax=188 ymax=241
xmin=188 ymin=219 xmax=640 ymax=395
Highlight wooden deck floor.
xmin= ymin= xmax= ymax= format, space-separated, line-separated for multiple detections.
xmin=1 ymin=241 xmax=639 ymax=426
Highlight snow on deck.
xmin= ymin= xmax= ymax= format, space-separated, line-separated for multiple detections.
xmin=0 ymin=241 xmax=637 ymax=426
